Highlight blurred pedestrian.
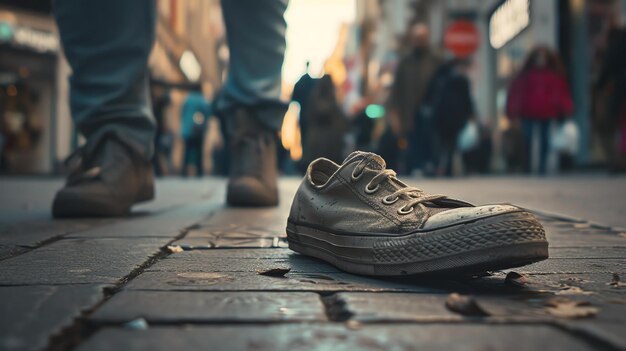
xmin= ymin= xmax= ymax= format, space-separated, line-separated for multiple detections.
xmin=52 ymin=0 xmax=288 ymax=217
xmin=292 ymin=61 xmax=319 ymax=154
xmin=421 ymin=58 xmax=474 ymax=177
xmin=385 ymin=23 xmax=442 ymax=174
xmin=506 ymin=46 xmax=573 ymax=175
xmin=595 ymin=24 xmax=626 ymax=172
xmin=300 ymin=75 xmax=347 ymax=167
xmin=353 ymin=105 xmax=376 ymax=152
xmin=150 ymin=83 xmax=172 ymax=176
xmin=180 ymin=89 xmax=211 ymax=177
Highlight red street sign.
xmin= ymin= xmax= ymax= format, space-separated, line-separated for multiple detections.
xmin=444 ymin=20 xmax=480 ymax=58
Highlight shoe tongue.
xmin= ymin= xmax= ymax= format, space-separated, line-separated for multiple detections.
xmin=342 ymin=151 xmax=386 ymax=170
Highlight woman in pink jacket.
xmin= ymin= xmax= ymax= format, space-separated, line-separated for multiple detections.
xmin=507 ymin=46 xmax=574 ymax=174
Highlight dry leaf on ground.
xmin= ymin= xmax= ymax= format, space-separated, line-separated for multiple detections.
xmin=445 ymin=293 xmax=490 ymax=317
xmin=257 ymin=267 xmax=291 ymax=277
xmin=505 ymin=271 xmax=529 ymax=288
xmin=545 ymin=297 xmax=598 ymax=319
xmin=166 ymin=245 xmax=184 ymax=253
xmin=555 ymin=286 xmax=594 ymax=295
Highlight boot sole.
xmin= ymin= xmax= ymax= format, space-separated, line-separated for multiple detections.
xmin=286 ymin=210 xmax=548 ymax=276
xmin=52 ymin=187 xmax=154 ymax=218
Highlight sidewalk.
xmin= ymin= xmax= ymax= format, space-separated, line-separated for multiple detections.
xmin=0 ymin=176 xmax=625 ymax=350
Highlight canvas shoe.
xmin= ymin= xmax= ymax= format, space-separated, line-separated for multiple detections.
xmin=286 ymin=151 xmax=548 ymax=276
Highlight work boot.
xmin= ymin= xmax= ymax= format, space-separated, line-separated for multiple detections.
xmin=226 ymin=108 xmax=279 ymax=207
xmin=287 ymin=151 xmax=548 ymax=276
xmin=52 ymin=137 xmax=154 ymax=218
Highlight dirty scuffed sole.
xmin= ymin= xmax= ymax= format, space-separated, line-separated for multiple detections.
xmin=286 ymin=211 xmax=549 ymax=276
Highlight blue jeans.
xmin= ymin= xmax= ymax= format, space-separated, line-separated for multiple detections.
xmin=409 ymin=115 xmax=436 ymax=173
xmin=54 ymin=0 xmax=288 ymax=161
xmin=521 ymin=119 xmax=551 ymax=174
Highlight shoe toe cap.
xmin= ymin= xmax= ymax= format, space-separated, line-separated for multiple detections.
xmin=421 ymin=204 xmax=522 ymax=230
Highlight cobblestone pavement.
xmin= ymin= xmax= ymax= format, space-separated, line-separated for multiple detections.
xmin=0 ymin=176 xmax=625 ymax=350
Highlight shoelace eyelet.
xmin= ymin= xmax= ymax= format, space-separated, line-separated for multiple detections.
xmin=364 ymin=183 xmax=379 ymax=194
xmin=351 ymin=169 xmax=363 ymax=182
xmin=382 ymin=195 xmax=399 ymax=205
xmin=397 ymin=205 xmax=414 ymax=215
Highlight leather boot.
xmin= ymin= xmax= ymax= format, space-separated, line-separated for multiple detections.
xmin=52 ymin=137 xmax=154 ymax=217
xmin=226 ymin=108 xmax=279 ymax=207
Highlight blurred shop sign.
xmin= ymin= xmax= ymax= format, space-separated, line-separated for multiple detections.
xmin=444 ymin=20 xmax=479 ymax=58
xmin=489 ymin=0 xmax=530 ymax=49
xmin=0 ymin=20 xmax=58 ymax=53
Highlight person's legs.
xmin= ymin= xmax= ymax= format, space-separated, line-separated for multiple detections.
xmin=423 ymin=116 xmax=436 ymax=175
xmin=444 ymin=140 xmax=456 ymax=177
xmin=54 ymin=0 xmax=156 ymax=159
xmin=52 ymin=0 xmax=156 ymax=217
xmin=195 ymin=143 xmax=204 ymax=178
xmin=410 ymin=118 xmax=424 ymax=172
xmin=218 ymin=0 xmax=289 ymax=207
xmin=520 ymin=119 xmax=533 ymax=173
xmin=182 ymin=141 xmax=191 ymax=177
xmin=217 ymin=0 xmax=289 ymax=131
xmin=538 ymin=120 xmax=551 ymax=175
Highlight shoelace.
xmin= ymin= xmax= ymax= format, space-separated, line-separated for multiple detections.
xmin=350 ymin=156 xmax=446 ymax=215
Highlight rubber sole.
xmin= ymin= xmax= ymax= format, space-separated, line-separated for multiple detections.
xmin=287 ymin=210 xmax=549 ymax=276
xmin=52 ymin=185 xmax=154 ymax=218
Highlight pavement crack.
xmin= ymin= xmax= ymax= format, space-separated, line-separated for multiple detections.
xmin=45 ymin=219 xmax=208 ymax=351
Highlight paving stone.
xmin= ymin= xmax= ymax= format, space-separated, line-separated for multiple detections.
xmin=66 ymin=203 xmax=215 ymax=239
xmin=510 ymin=259 xmax=626 ymax=274
xmin=172 ymin=235 xmax=288 ymax=249
xmin=0 ymin=244 xmax=28 ymax=261
xmin=164 ymin=248 xmax=294 ymax=259
xmin=549 ymin=247 xmax=626 ymax=259
xmin=77 ymin=324 xmax=597 ymax=351
xmin=0 ymin=238 xmax=171 ymax=285
xmin=124 ymin=271 xmax=443 ymax=293
xmin=558 ymin=321 xmax=626 ymax=350
xmin=458 ymin=272 xmax=626 ymax=302
xmin=330 ymin=293 xmax=461 ymax=322
xmin=191 ymin=213 xmax=289 ymax=236
xmin=547 ymin=233 xmax=626 ymax=248
xmin=146 ymin=250 xmax=341 ymax=273
xmin=546 ymin=236 xmax=626 ymax=248
xmin=0 ymin=218 xmax=115 ymax=261
xmin=542 ymin=222 xmax=626 ymax=248
xmin=90 ymin=291 xmax=326 ymax=323
xmin=334 ymin=292 xmax=559 ymax=322
xmin=136 ymin=178 xmax=225 ymax=213
xmin=0 ymin=178 xmax=223 ymax=224
xmin=0 ymin=285 xmax=105 ymax=351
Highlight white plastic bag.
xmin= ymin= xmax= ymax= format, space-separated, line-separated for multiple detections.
xmin=551 ymin=120 xmax=579 ymax=155
xmin=457 ymin=120 xmax=479 ymax=152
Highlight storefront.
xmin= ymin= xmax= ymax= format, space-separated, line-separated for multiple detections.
xmin=0 ymin=7 xmax=62 ymax=174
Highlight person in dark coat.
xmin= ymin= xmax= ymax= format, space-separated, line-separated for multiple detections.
xmin=180 ymin=90 xmax=211 ymax=177
xmin=292 ymin=61 xmax=319 ymax=152
xmin=385 ymin=23 xmax=442 ymax=174
xmin=595 ymin=25 xmax=626 ymax=172
xmin=300 ymin=75 xmax=346 ymax=168
xmin=420 ymin=58 xmax=474 ymax=177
